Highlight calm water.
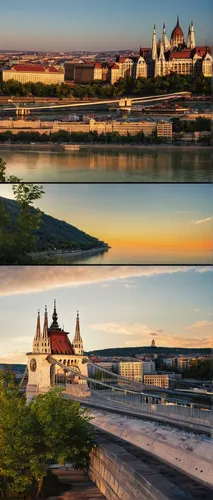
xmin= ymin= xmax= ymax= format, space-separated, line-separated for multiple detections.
xmin=1 ymin=146 xmax=212 ymax=182
xmin=61 ymin=246 xmax=212 ymax=265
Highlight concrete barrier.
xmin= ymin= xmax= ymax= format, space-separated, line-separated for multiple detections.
xmin=91 ymin=410 xmax=213 ymax=488
xmin=89 ymin=436 xmax=194 ymax=499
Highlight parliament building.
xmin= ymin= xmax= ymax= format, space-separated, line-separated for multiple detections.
xmin=140 ymin=16 xmax=212 ymax=78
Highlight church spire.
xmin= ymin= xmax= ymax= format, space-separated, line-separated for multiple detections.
xmin=73 ymin=311 xmax=84 ymax=355
xmin=177 ymin=15 xmax=179 ymax=26
xmin=43 ymin=305 xmax=49 ymax=339
xmin=50 ymin=299 xmax=60 ymax=329
xmin=152 ymin=24 xmax=157 ymax=61
xmin=74 ymin=311 xmax=81 ymax=342
xmin=35 ymin=310 xmax=41 ymax=340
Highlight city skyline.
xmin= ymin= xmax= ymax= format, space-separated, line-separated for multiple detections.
xmin=1 ymin=0 xmax=212 ymax=51
xmin=0 ymin=266 xmax=212 ymax=364
xmin=0 ymin=184 xmax=212 ymax=264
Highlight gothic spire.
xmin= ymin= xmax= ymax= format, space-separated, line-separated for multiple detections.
xmin=152 ymin=24 xmax=157 ymax=61
xmin=74 ymin=310 xmax=81 ymax=342
xmin=43 ymin=305 xmax=49 ymax=339
xmin=177 ymin=15 xmax=179 ymax=26
xmin=50 ymin=299 xmax=60 ymax=329
xmin=73 ymin=310 xmax=84 ymax=355
xmin=190 ymin=20 xmax=196 ymax=49
xmin=35 ymin=309 xmax=41 ymax=340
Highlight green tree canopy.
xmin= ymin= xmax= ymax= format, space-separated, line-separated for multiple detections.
xmin=0 ymin=371 xmax=95 ymax=498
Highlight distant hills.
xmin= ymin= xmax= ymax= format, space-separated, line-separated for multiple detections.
xmin=0 ymin=196 xmax=107 ymax=252
xmin=85 ymin=346 xmax=211 ymax=357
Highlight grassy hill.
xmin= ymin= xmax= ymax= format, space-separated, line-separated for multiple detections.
xmin=0 ymin=196 xmax=107 ymax=252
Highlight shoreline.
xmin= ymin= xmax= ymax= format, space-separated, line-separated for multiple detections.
xmin=0 ymin=143 xmax=212 ymax=151
xmin=31 ymin=246 xmax=110 ymax=261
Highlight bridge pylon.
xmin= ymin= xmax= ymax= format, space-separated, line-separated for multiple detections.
xmin=119 ymin=98 xmax=132 ymax=111
xmin=16 ymin=108 xmax=31 ymax=117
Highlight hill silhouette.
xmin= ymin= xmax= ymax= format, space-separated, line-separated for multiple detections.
xmin=0 ymin=196 xmax=107 ymax=252
xmin=85 ymin=346 xmax=211 ymax=357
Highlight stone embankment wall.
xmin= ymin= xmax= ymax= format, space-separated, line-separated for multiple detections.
xmin=89 ymin=436 xmax=192 ymax=500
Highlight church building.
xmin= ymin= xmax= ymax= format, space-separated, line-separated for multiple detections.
xmin=26 ymin=302 xmax=89 ymax=402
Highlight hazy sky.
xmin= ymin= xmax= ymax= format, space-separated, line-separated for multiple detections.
xmin=0 ymin=184 xmax=213 ymax=264
xmin=0 ymin=266 xmax=212 ymax=363
xmin=1 ymin=0 xmax=212 ymax=51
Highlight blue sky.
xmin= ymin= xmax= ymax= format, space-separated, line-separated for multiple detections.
xmin=1 ymin=0 xmax=212 ymax=51
xmin=0 ymin=266 xmax=212 ymax=362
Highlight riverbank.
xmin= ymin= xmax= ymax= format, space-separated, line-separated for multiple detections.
xmin=0 ymin=142 xmax=212 ymax=151
xmin=31 ymin=246 xmax=110 ymax=261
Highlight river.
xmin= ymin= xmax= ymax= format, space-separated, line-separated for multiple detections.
xmin=1 ymin=146 xmax=212 ymax=182
xmin=60 ymin=244 xmax=212 ymax=265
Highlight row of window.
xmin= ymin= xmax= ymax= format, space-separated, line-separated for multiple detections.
xmin=58 ymin=358 xmax=80 ymax=365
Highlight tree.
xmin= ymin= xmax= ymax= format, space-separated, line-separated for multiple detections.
xmin=0 ymin=160 xmax=44 ymax=263
xmin=0 ymin=372 xmax=95 ymax=499
xmin=0 ymin=371 xmax=39 ymax=498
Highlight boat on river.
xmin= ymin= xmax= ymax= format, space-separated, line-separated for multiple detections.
xmin=64 ymin=144 xmax=80 ymax=151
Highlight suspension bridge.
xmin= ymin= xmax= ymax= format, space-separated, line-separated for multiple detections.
xmin=19 ymin=355 xmax=212 ymax=435
xmin=2 ymin=91 xmax=191 ymax=115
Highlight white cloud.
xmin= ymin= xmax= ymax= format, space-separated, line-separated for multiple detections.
xmin=186 ymin=320 xmax=213 ymax=330
xmin=190 ymin=217 xmax=213 ymax=226
xmin=90 ymin=321 xmax=213 ymax=348
xmin=90 ymin=322 xmax=159 ymax=337
xmin=0 ymin=266 xmax=208 ymax=297
xmin=195 ymin=267 xmax=213 ymax=274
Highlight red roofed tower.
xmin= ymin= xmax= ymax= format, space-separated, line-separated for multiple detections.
xmin=26 ymin=302 xmax=89 ymax=402
xmin=48 ymin=300 xmax=75 ymax=355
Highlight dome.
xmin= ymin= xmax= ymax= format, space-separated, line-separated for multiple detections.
xmin=171 ymin=26 xmax=184 ymax=38
xmin=171 ymin=16 xmax=184 ymax=40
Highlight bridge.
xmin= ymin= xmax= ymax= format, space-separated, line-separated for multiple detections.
xmin=2 ymin=91 xmax=191 ymax=116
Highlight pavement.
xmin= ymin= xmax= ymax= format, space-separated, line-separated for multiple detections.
xmin=47 ymin=468 xmax=105 ymax=500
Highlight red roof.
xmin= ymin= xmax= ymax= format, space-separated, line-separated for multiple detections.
xmin=170 ymin=50 xmax=191 ymax=59
xmin=111 ymin=63 xmax=120 ymax=70
xmin=171 ymin=26 xmax=184 ymax=39
xmin=94 ymin=63 xmax=102 ymax=68
xmin=48 ymin=329 xmax=75 ymax=355
xmin=194 ymin=46 xmax=211 ymax=57
xmin=11 ymin=64 xmax=60 ymax=73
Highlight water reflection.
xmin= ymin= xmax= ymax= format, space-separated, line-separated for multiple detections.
xmin=1 ymin=147 xmax=212 ymax=182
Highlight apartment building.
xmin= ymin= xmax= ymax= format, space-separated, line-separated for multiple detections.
xmin=157 ymin=121 xmax=173 ymax=139
xmin=118 ymin=361 xmax=143 ymax=382
xmin=144 ymin=372 xmax=176 ymax=388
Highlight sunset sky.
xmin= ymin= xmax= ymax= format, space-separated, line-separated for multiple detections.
xmin=0 ymin=266 xmax=212 ymax=364
xmin=0 ymin=184 xmax=212 ymax=264
xmin=1 ymin=0 xmax=212 ymax=51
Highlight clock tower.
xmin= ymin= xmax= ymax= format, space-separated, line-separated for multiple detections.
xmin=26 ymin=302 xmax=89 ymax=402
